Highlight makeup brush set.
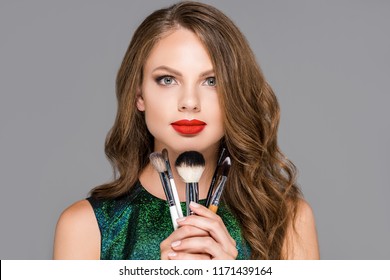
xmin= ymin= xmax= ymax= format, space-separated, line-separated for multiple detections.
xmin=149 ymin=148 xmax=231 ymax=230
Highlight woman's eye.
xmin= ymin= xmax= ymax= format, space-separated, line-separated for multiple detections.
xmin=156 ymin=76 xmax=176 ymax=85
xmin=204 ymin=77 xmax=216 ymax=87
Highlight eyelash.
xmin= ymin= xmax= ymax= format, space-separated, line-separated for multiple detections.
xmin=155 ymin=75 xmax=217 ymax=87
xmin=203 ymin=77 xmax=216 ymax=87
xmin=155 ymin=75 xmax=176 ymax=85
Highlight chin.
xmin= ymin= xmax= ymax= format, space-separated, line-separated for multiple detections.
xmin=170 ymin=141 xmax=220 ymax=155
xmin=153 ymin=132 xmax=223 ymax=155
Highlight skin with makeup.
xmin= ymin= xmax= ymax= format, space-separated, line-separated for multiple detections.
xmin=53 ymin=2 xmax=319 ymax=260
xmin=137 ymin=28 xmax=223 ymax=205
xmin=138 ymin=29 xmax=235 ymax=259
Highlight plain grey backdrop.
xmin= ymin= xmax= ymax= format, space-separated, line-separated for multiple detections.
xmin=1 ymin=0 xmax=389 ymax=259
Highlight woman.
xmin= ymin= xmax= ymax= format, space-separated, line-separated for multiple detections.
xmin=54 ymin=1 xmax=319 ymax=260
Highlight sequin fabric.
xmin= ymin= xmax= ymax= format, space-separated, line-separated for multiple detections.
xmin=87 ymin=182 xmax=251 ymax=259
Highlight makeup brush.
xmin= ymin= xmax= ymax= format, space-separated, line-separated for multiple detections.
xmin=149 ymin=152 xmax=179 ymax=230
xmin=205 ymin=147 xmax=226 ymax=207
xmin=162 ymin=148 xmax=183 ymax=218
xmin=175 ymin=151 xmax=205 ymax=216
xmin=208 ymin=156 xmax=231 ymax=213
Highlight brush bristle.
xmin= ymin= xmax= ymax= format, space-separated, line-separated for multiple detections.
xmin=175 ymin=151 xmax=205 ymax=183
xmin=162 ymin=148 xmax=174 ymax=178
xmin=162 ymin=148 xmax=169 ymax=161
xmin=175 ymin=151 xmax=205 ymax=167
xmin=220 ymin=156 xmax=231 ymax=176
xmin=149 ymin=152 xmax=167 ymax=173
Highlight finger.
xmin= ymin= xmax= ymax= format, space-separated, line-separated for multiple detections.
xmin=189 ymin=201 xmax=218 ymax=219
xmin=189 ymin=202 xmax=233 ymax=242
xmin=167 ymin=251 xmax=211 ymax=260
xmin=161 ymin=225 xmax=208 ymax=247
xmin=171 ymin=236 xmax=237 ymax=260
xmin=160 ymin=225 xmax=209 ymax=259
xmin=177 ymin=206 xmax=236 ymax=252
xmin=174 ymin=224 xmax=209 ymax=239
xmin=190 ymin=202 xmax=234 ymax=242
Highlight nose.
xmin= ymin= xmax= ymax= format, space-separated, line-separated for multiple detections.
xmin=178 ymin=85 xmax=200 ymax=112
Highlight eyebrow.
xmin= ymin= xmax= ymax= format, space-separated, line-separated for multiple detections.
xmin=152 ymin=65 xmax=214 ymax=78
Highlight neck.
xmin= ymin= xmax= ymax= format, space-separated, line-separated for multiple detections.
xmin=140 ymin=147 xmax=219 ymax=201
xmin=169 ymin=148 xmax=219 ymax=200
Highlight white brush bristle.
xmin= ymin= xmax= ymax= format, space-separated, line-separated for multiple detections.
xmin=175 ymin=151 xmax=205 ymax=183
xmin=177 ymin=164 xmax=205 ymax=183
xmin=149 ymin=152 xmax=167 ymax=173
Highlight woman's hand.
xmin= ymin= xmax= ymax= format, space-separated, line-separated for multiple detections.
xmin=160 ymin=202 xmax=238 ymax=260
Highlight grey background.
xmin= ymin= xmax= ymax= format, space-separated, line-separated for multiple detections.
xmin=0 ymin=0 xmax=389 ymax=259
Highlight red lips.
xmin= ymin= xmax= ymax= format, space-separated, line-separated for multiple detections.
xmin=171 ymin=119 xmax=206 ymax=135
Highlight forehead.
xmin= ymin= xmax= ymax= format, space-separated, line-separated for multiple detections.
xmin=144 ymin=28 xmax=213 ymax=72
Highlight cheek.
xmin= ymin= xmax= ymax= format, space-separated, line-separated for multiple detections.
xmin=142 ymin=98 xmax=171 ymax=137
xmin=144 ymin=107 xmax=162 ymax=134
xmin=214 ymin=114 xmax=225 ymax=140
xmin=206 ymin=97 xmax=225 ymax=139
xmin=209 ymin=95 xmax=224 ymax=123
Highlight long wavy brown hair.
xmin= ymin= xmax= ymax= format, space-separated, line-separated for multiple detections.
xmin=90 ymin=1 xmax=302 ymax=259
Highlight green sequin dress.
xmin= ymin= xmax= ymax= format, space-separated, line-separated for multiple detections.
xmin=87 ymin=181 xmax=251 ymax=260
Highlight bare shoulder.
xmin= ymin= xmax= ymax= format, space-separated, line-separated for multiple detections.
xmin=53 ymin=200 xmax=100 ymax=259
xmin=283 ymin=199 xmax=320 ymax=259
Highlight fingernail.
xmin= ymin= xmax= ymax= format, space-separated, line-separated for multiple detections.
xmin=190 ymin=201 xmax=200 ymax=208
xmin=176 ymin=217 xmax=186 ymax=223
xmin=171 ymin=240 xmax=181 ymax=247
xmin=168 ymin=252 xmax=177 ymax=257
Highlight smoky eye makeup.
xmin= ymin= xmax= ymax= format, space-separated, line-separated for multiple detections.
xmin=152 ymin=73 xmax=216 ymax=87
xmin=154 ymin=75 xmax=177 ymax=86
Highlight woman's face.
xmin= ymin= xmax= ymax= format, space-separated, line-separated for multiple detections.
xmin=137 ymin=28 xmax=224 ymax=156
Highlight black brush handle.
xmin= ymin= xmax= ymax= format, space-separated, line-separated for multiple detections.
xmin=210 ymin=176 xmax=227 ymax=207
xmin=186 ymin=182 xmax=198 ymax=215
xmin=159 ymin=173 xmax=175 ymax=207
xmin=205 ymin=148 xmax=226 ymax=207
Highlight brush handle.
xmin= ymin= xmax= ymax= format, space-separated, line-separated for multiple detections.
xmin=169 ymin=205 xmax=179 ymax=230
xmin=205 ymin=148 xmax=226 ymax=207
xmin=208 ymin=204 xmax=219 ymax=213
xmin=205 ymin=172 xmax=218 ymax=207
xmin=164 ymin=154 xmax=183 ymax=218
xmin=159 ymin=173 xmax=175 ymax=207
xmin=186 ymin=182 xmax=198 ymax=216
xmin=208 ymin=176 xmax=227 ymax=213
xmin=169 ymin=178 xmax=183 ymax=218
xmin=158 ymin=172 xmax=178 ymax=230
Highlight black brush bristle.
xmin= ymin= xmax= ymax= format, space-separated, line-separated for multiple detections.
xmin=220 ymin=156 xmax=231 ymax=177
xmin=175 ymin=151 xmax=205 ymax=183
xmin=175 ymin=151 xmax=205 ymax=168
